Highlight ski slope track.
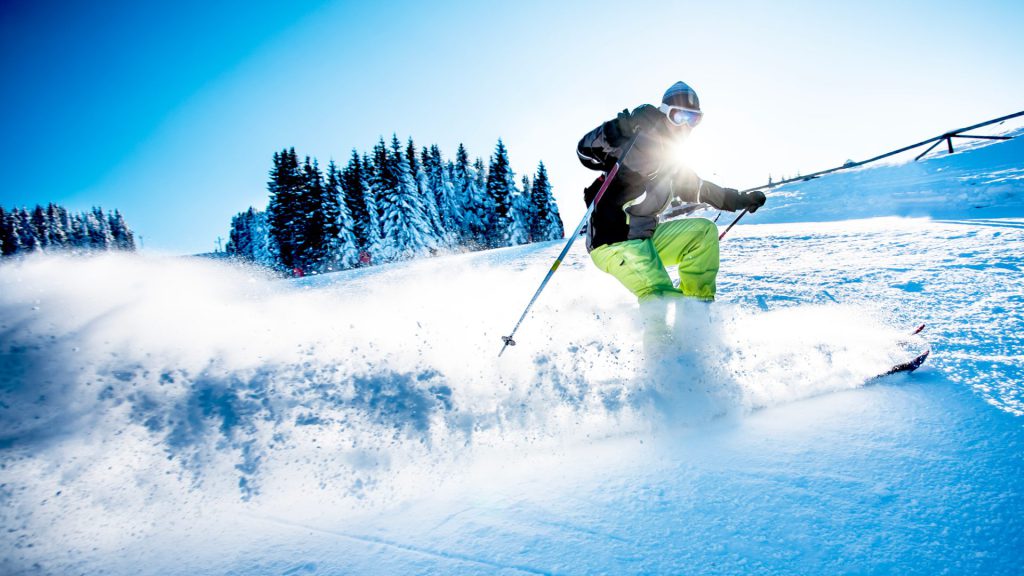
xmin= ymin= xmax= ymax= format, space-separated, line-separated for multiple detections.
xmin=2 ymin=134 xmax=1023 ymax=574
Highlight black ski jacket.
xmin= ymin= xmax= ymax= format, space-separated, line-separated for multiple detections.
xmin=577 ymin=106 xmax=745 ymax=251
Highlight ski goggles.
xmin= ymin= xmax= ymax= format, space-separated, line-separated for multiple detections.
xmin=659 ymin=104 xmax=703 ymax=127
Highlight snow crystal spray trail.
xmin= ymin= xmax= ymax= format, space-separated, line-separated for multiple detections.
xmin=619 ymin=298 xmax=927 ymax=425
xmin=720 ymin=304 xmax=925 ymax=411
xmin=0 ymin=252 xmax=646 ymax=504
xmin=629 ymin=298 xmax=740 ymax=424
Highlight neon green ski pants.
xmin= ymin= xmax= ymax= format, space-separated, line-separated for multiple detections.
xmin=590 ymin=218 xmax=719 ymax=301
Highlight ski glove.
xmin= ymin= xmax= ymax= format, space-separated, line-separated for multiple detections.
xmin=616 ymin=104 xmax=664 ymax=136
xmin=739 ymin=190 xmax=767 ymax=213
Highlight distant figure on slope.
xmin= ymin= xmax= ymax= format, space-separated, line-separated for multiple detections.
xmin=577 ymin=81 xmax=766 ymax=302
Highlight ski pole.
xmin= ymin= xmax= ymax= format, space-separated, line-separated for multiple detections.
xmin=718 ymin=208 xmax=748 ymax=240
xmin=499 ymin=134 xmax=642 ymax=356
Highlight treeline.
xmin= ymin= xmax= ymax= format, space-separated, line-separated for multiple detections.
xmin=226 ymin=135 xmax=563 ymax=274
xmin=0 ymin=204 xmax=135 ymax=257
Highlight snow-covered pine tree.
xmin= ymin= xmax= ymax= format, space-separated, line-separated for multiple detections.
xmin=471 ymin=156 xmax=491 ymax=247
xmin=486 ymin=139 xmax=518 ymax=247
xmin=266 ymin=150 xmax=289 ymax=268
xmin=473 ymin=157 xmax=487 ymax=189
xmin=507 ymin=175 xmax=531 ymax=246
xmin=366 ymin=140 xmax=392 ymax=264
xmin=267 ymin=148 xmax=304 ymax=271
xmin=227 ymin=208 xmax=274 ymax=267
xmin=417 ymin=145 xmax=438 ymax=237
xmin=379 ymin=135 xmax=435 ymax=261
xmin=369 ymin=138 xmax=393 ymax=258
xmin=451 ymin=144 xmax=482 ymax=248
xmin=420 ymin=146 xmax=433 ymax=203
xmin=0 ymin=207 xmax=18 ymax=255
xmin=31 ymin=206 xmax=50 ymax=250
xmin=14 ymin=209 xmax=37 ymax=252
xmin=69 ymin=213 xmax=88 ymax=249
xmin=323 ymin=160 xmax=360 ymax=271
xmin=226 ymin=208 xmax=254 ymax=258
xmin=529 ymin=162 xmax=550 ymax=242
xmin=296 ymin=157 xmax=328 ymax=272
xmin=546 ymin=206 xmax=564 ymax=241
xmin=409 ymin=137 xmax=444 ymax=245
xmin=362 ymin=154 xmax=382 ymax=262
xmin=445 ymin=159 xmax=456 ymax=200
xmin=341 ymin=151 xmax=371 ymax=257
xmin=437 ymin=147 xmax=460 ymax=246
xmin=319 ymin=160 xmax=342 ymax=269
xmin=530 ymin=162 xmax=563 ymax=241
xmin=406 ymin=137 xmax=420 ymax=184
xmin=107 ymin=210 xmax=125 ymax=250
xmin=47 ymin=204 xmax=68 ymax=248
xmin=371 ymin=138 xmax=392 ymax=195
xmin=108 ymin=210 xmax=135 ymax=250
xmin=522 ymin=174 xmax=534 ymax=239
xmin=249 ymin=210 xmax=275 ymax=267
xmin=361 ymin=152 xmax=383 ymax=263
xmin=426 ymin=144 xmax=459 ymax=248
xmin=287 ymin=149 xmax=307 ymax=267
xmin=57 ymin=205 xmax=74 ymax=247
xmin=87 ymin=207 xmax=113 ymax=249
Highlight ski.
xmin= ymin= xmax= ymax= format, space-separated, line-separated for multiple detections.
xmin=877 ymin=349 xmax=930 ymax=377
xmin=871 ymin=323 xmax=930 ymax=379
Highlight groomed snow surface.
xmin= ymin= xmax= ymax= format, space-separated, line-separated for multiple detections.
xmin=2 ymin=134 xmax=1024 ymax=574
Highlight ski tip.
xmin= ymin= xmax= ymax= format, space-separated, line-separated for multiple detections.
xmin=907 ymin=349 xmax=930 ymax=372
xmin=912 ymin=324 xmax=926 ymax=335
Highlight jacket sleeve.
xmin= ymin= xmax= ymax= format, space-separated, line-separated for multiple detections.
xmin=672 ymin=167 xmax=745 ymax=212
xmin=576 ymin=116 xmax=631 ymax=172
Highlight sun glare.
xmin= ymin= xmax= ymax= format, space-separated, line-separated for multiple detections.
xmin=663 ymin=133 xmax=694 ymax=171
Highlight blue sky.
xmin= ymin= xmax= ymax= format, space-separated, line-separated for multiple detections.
xmin=2 ymin=0 xmax=1022 ymax=254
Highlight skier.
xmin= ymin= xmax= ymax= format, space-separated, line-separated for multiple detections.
xmin=577 ymin=81 xmax=766 ymax=302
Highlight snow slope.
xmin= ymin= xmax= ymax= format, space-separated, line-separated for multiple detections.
xmin=752 ymin=125 xmax=1024 ymax=223
xmin=2 ymin=215 xmax=1023 ymax=574
xmin=2 ymin=135 xmax=1023 ymax=574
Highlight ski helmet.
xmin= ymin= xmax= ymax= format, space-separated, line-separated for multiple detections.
xmin=662 ymin=81 xmax=700 ymax=111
